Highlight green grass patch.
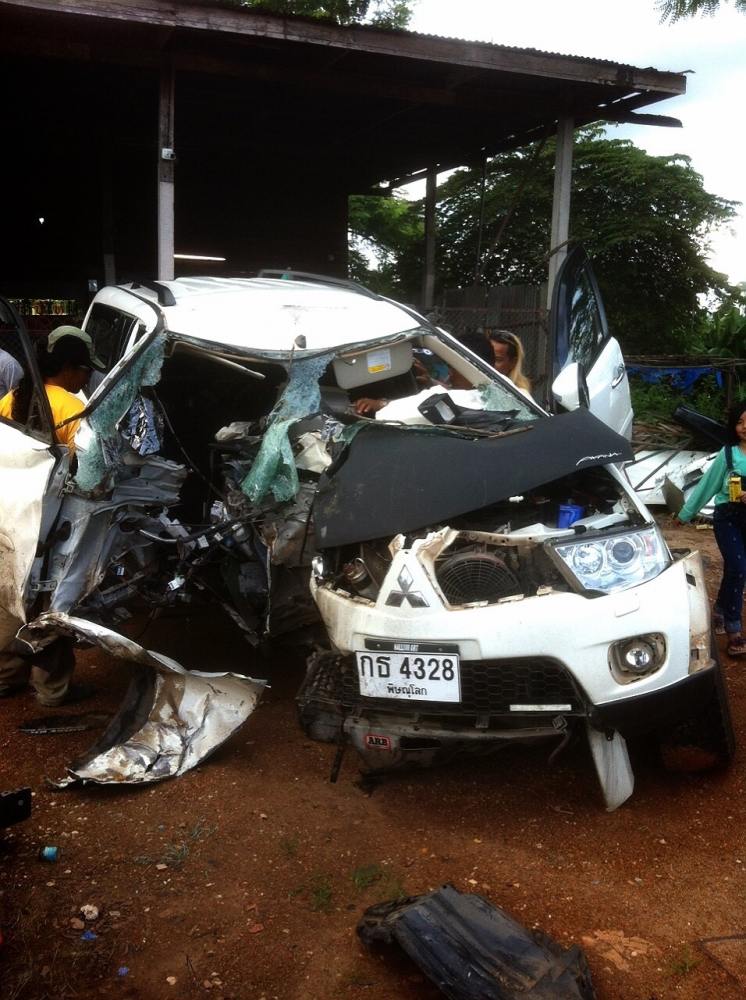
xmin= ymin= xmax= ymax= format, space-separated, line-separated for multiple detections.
xmin=351 ymin=863 xmax=384 ymax=891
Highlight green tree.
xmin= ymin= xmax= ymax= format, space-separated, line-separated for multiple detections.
xmin=351 ymin=130 xmax=739 ymax=354
xmin=657 ymin=0 xmax=746 ymax=21
xmin=348 ymin=194 xmax=423 ymax=294
xmin=691 ymin=302 xmax=746 ymax=356
xmin=233 ymin=0 xmax=412 ymax=28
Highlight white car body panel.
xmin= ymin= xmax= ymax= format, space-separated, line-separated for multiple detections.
xmin=586 ymin=336 xmax=632 ymax=440
xmin=0 ymin=422 xmax=57 ymax=626
xmin=87 ymin=278 xmax=421 ymax=356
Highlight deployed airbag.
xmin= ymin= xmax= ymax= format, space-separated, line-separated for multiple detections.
xmin=315 ymin=408 xmax=633 ymax=547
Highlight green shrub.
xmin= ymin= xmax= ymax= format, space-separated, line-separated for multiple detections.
xmin=630 ymin=373 xmax=726 ymax=424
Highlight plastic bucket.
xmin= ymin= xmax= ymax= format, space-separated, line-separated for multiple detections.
xmin=557 ymin=504 xmax=584 ymax=529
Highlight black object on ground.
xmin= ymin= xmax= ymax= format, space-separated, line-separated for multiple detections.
xmin=357 ymin=884 xmax=596 ymax=1000
xmin=673 ymin=405 xmax=727 ymax=450
xmin=19 ymin=712 xmax=109 ymax=735
xmin=0 ymin=788 xmax=32 ymax=829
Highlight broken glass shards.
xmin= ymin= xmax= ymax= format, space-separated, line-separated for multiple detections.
xmin=74 ymin=334 xmax=166 ymax=493
xmin=241 ymin=351 xmax=335 ymax=504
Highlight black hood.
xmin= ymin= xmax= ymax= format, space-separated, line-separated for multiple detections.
xmin=315 ymin=408 xmax=633 ymax=548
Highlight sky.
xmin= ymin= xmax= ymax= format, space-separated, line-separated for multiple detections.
xmin=403 ymin=0 xmax=746 ymax=285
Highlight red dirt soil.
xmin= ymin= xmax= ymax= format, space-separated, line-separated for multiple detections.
xmin=1 ymin=518 xmax=745 ymax=1000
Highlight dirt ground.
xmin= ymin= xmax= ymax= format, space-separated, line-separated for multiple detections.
xmin=2 ymin=517 xmax=745 ymax=1000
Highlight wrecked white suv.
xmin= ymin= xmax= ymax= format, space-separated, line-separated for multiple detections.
xmin=0 ymin=255 xmax=733 ymax=803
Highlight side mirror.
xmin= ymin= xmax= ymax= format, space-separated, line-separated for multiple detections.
xmin=551 ymin=362 xmax=590 ymax=413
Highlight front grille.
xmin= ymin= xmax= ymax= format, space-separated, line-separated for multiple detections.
xmin=305 ymin=653 xmax=585 ymax=719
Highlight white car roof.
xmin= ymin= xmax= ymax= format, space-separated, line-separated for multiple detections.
xmin=90 ymin=276 xmax=423 ymax=356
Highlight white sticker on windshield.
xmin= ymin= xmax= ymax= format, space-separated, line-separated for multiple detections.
xmin=367 ymin=348 xmax=392 ymax=374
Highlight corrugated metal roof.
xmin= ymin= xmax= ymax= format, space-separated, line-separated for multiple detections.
xmin=200 ymin=0 xmax=666 ymax=75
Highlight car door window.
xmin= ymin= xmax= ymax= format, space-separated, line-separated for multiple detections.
xmin=84 ymin=303 xmax=139 ymax=371
xmin=0 ymin=298 xmax=55 ymax=445
xmin=551 ymin=246 xmax=611 ymax=379
xmin=568 ymin=266 xmax=607 ymax=370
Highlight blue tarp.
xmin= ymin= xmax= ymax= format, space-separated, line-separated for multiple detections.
xmin=626 ymin=365 xmax=724 ymax=393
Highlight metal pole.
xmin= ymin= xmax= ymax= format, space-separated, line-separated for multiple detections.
xmin=546 ymin=116 xmax=573 ymax=309
xmin=157 ymin=61 xmax=175 ymax=282
xmin=101 ymin=145 xmax=116 ymax=286
xmin=422 ymin=166 xmax=437 ymax=312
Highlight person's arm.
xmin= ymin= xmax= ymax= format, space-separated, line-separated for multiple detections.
xmin=53 ymin=393 xmax=85 ymax=453
xmin=354 ymin=397 xmax=388 ymax=416
xmin=678 ymin=449 xmax=727 ymax=521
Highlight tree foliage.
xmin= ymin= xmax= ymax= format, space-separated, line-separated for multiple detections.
xmin=657 ymin=0 xmax=746 ymax=21
xmin=691 ymin=302 xmax=746 ymax=356
xmin=233 ymin=0 xmax=412 ymax=27
xmin=351 ymin=130 xmax=739 ymax=354
xmin=348 ymin=194 xmax=423 ymax=293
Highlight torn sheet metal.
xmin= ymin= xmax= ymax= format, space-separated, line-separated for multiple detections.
xmin=357 ymin=884 xmax=596 ymax=1000
xmin=316 ymin=408 xmax=634 ymax=548
xmin=626 ymin=449 xmax=716 ymax=514
xmin=18 ymin=612 xmax=265 ymax=786
xmin=586 ymin=724 xmax=634 ymax=812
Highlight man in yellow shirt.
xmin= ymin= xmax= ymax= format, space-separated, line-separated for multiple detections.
xmin=0 ymin=325 xmax=102 ymax=452
xmin=0 ymin=327 xmax=104 ymax=704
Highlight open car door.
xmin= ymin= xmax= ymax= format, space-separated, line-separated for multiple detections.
xmin=0 ymin=298 xmax=69 ymax=646
xmin=550 ymin=246 xmax=633 ymax=440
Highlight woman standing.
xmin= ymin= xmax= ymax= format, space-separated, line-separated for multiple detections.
xmin=485 ymin=329 xmax=532 ymax=395
xmin=678 ymin=400 xmax=746 ymax=656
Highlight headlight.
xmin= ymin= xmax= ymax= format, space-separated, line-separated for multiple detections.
xmin=552 ymin=526 xmax=669 ymax=594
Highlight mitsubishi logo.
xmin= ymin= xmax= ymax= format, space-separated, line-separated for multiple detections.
xmin=385 ymin=566 xmax=429 ymax=608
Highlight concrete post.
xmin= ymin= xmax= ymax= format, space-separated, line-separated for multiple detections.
xmin=546 ymin=116 xmax=574 ymax=309
xmin=157 ymin=62 xmax=176 ymax=282
xmin=422 ymin=166 xmax=437 ymax=312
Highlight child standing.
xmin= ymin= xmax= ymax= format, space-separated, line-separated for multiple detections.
xmin=678 ymin=400 xmax=746 ymax=656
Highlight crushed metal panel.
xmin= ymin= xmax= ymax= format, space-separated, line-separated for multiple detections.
xmin=357 ymin=884 xmax=596 ymax=1000
xmin=18 ymin=613 xmax=266 ymax=785
xmin=586 ymin=723 xmax=634 ymax=812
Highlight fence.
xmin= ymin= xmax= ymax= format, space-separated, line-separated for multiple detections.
xmin=431 ymin=284 xmax=550 ymax=401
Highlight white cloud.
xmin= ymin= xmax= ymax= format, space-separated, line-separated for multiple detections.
xmin=409 ymin=0 xmax=746 ymax=283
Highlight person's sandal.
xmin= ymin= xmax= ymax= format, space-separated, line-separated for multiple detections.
xmin=726 ymin=637 xmax=746 ymax=657
xmin=712 ymin=611 xmax=726 ymax=636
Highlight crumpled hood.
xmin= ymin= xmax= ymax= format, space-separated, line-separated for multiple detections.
xmin=314 ymin=408 xmax=634 ymax=548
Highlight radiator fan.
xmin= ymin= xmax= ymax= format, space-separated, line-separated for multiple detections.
xmin=436 ymin=548 xmax=522 ymax=604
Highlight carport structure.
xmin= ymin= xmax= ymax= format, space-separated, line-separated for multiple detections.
xmin=1 ymin=0 xmax=686 ymax=311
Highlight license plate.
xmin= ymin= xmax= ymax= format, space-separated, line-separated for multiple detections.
xmin=355 ymin=648 xmax=461 ymax=702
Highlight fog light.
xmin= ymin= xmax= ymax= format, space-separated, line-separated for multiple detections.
xmin=610 ymin=633 xmax=666 ymax=683
xmin=623 ymin=642 xmax=654 ymax=672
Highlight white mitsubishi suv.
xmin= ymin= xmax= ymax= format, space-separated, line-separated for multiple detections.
xmin=0 ymin=252 xmax=733 ymax=801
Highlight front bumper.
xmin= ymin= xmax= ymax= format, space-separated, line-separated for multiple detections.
xmin=312 ymin=550 xmax=711 ymax=711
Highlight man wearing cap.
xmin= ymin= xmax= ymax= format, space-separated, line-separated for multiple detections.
xmin=0 ymin=325 xmax=104 ymax=452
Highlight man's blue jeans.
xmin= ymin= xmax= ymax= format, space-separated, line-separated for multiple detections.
xmin=713 ymin=503 xmax=746 ymax=634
